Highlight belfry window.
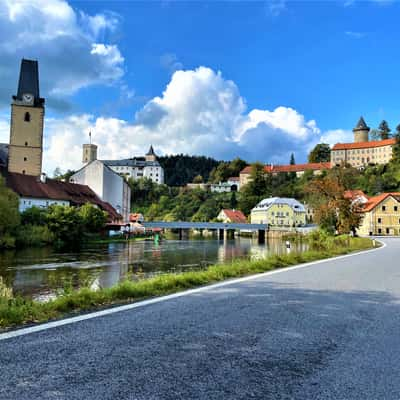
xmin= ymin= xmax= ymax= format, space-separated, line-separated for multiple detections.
xmin=24 ymin=112 xmax=30 ymax=122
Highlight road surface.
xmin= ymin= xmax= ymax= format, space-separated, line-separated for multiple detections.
xmin=1 ymin=238 xmax=400 ymax=399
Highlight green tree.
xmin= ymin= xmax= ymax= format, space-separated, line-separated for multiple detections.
xmin=193 ymin=175 xmax=204 ymax=183
xmin=230 ymin=191 xmax=238 ymax=209
xmin=290 ymin=153 xmax=296 ymax=165
xmin=308 ymin=143 xmax=331 ymax=163
xmin=78 ymin=203 xmax=107 ymax=233
xmin=378 ymin=120 xmax=391 ymax=140
xmin=0 ymin=176 xmax=20 ymax=248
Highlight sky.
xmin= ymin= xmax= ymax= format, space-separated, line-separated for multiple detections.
xmin=0 ymin=0 xmax=400 ymax=174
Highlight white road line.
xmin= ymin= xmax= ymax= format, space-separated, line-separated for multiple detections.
xmin=0 ymin=241 xmax=387 ymax=341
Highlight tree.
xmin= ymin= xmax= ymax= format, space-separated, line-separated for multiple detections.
xmin=0 ymin=176 xmax=20 ymax=248
xmin=305 ymin=167 xmax=362 ymax=234
xmin=308 ymin=143 xmax=331 ymax=163
xmin=78 ymin=203 xmax=107 ymax=233
xmin=193 ymin=175 xmax=204 ymax=183
xmin=230 ymin=191 xmax=238 ymax=209
xmin=378 ymin=120 xmax=391 ymax=140
xmin=290 ymin=153 xmax=296 ymax=165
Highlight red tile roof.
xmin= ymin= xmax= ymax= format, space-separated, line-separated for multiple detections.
xmin=240 ymin=162 xmax=331 ymax=175
xmin=221 ymin=209 xmax=247 ymax=223
xmin=332 ymin=138 xmax=396 ymax=151
xmin=344 ymin=190 xmax=368 ymax=201
xmin=362 ymin=192 xmax=400 ymax=212
xmin=228 ymin=177 xmax=240 ymax=181
xmin=2 ymin=170 xmax=121 ymax=221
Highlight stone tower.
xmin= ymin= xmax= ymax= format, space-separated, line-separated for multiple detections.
xmin=353 ymin=117 xmax=370 ymax=143
xmin=145 ymin=145 xmax=157 ymax=162
xmin=8 ymin=59 xmax=45 ymax=176
xmin=82 ymin=133 xmax=97 ymax=164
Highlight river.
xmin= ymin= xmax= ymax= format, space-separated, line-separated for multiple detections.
xmin=0 ymin=237 xmax=306 ymax=301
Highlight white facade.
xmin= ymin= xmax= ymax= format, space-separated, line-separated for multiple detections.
xmin=106 ymin=162 xmax=164 ymax=184
xmin=19 ymin=197 xmax=69 ymax=212
xmin=71 ymin=160 xmax=131 ymax=222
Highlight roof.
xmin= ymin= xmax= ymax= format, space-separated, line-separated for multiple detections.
xmin=252 ymin=197 xmax=306 ymax=213
xmin=354 ymin=116 xmax=369 ymax=131
xmin=2 ymin=170 xmax=121 ymax=220
xmin=221 ymin=209 xmax=247 ymax=223
xmin=227 ymin=177 xmax=240 ymax=181
xmin=102 ymin=158 xmax=161 ymax=167
xmin=240 ymin=162 xmax=331 ymax=175
xmin=0 ymin=143 xmax=8 ymax=167
xmin=146 ymin=145 xmax=155 ymax=156
xmin=362 ymin=192 xmax=400 ymax=213
xmin=332 ymin=138 xmax=396 ymax=151
xmin=13 ymin=59 xmax=44 ymax=106
xmin=344 ymin=190 xmax=369 ymax=201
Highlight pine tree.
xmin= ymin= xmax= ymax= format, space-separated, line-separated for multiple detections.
xmin=290 ymin=153 xmax=296 ymax=165
xmin=378 ymin=120 xmax=391 ymax=140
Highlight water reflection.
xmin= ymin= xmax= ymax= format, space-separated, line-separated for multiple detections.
xmin=0 ymin=237 xmax=307 ymax=300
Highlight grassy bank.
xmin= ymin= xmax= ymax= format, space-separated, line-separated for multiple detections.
xmin=0 ymin=235 xmax=376 ymax=331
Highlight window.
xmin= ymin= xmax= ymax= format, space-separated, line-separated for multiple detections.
xmin=395 ymin=206 xmax=398 ymax=212
xmin=24 ymin=112 xmax=30 ymax=122
xmin=378 ymin=218 xmax=382 ymax=224
xmin=386 ymin=228 xmax=390 ymax=234
xmin=23 ymin=157 xmax=27 ymax=161
xmin=382 ymin=206 xmax=386 ymax=211
xmin=25 ymin=142 xmax=28 ymax=146
xmin=22 ymin=170 xmax=26 ymax=174
xmin=378 ymin=228 xmax=382 ymax=234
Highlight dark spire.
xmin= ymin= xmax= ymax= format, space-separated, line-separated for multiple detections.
xmin=13 ymin=59 xmax=44 ymax=106
xmin=353 ymin=116 xmax=370 ymax=131
xmin=146 ymin=145 xmax=155 ymax=156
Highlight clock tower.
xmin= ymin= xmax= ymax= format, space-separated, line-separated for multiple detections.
xmin=8 ymin=59 xmax=45 ymax=176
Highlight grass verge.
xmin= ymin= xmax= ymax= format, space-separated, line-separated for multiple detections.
xmin=0 ymin=236 xmax=376 ymax=331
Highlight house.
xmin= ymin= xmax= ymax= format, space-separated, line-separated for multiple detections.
xmin=250 ymin=197 xmax=306 ymax=227
xmin=344 ymin=190 xmax=369 ymax=206
xmin=357 ymin=192 xmax=400 ymax=236
xmin=129 ymin=213 xmax=144 ymax=223
xmin=331 ymin=117 xmax=396 ymax=168
xmin=240 ymin=162 xmax=331 ymax=187
xmin=217 ymin=209 xmax=247 ymax=223
xmin=70 ymin=160 xmax=131 ymax=222
xmin=2 ymin=169 xmax=121 ymax=221
xmin=102 ymin=146 xmax=165 ymax=184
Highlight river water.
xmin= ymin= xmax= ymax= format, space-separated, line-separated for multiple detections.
xmin=0 ymin=237 xmax=306 ymax=301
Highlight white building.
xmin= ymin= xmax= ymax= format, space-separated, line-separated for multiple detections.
xmin=210 ymin=177 xmax=240 ymax=193
xmin=70 ymin=160 xmax=131 ymax=222
xmin=102 ymin=146 xmax=164 ymax=184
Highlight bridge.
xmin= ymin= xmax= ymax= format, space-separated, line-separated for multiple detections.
xmin=142 ymin=221 xmax=269 ymax=242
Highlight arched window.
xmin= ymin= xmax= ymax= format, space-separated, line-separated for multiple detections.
xmin=24 ymin=112 xmax=30 ymax=122
xmin=22 ymin=170 xmax=26 ymax=174
xmin=25 ymin=142 xmax=28 ymax=146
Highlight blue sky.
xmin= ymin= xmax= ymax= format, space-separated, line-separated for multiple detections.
xmin=0 ymin=0 xmax=399 ymax=173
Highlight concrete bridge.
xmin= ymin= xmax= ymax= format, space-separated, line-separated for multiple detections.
xmin=142 ymin=221 xmax=269 ymax=243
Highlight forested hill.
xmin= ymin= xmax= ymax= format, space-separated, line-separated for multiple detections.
xmin=158 ymin=154 xmax=221 ymax=186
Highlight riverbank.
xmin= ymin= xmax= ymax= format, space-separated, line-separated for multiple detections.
xmin=0 ymin=235 xmax=376 ymax=331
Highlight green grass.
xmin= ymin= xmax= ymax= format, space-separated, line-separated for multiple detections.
xmin=0 ymin=236 xmax=376 ymax=331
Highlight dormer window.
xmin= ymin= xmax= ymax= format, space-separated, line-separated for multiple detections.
xmin=24 ymin=112 xmax=30 ymax=122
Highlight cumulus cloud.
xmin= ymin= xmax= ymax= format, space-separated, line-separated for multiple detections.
xmin=0 ymin=0 xmax=124 ymax=109
xmin=28 ymin=66 xmax=337 ymax=174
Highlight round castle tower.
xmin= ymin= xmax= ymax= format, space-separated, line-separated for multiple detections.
xmin=353 ymin=117 xmax=370 ymax=143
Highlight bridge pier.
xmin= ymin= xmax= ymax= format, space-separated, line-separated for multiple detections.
xmin=224 ymin=229 xmax=235 ymax=240
xmin=218 ymin=229 xmax=224 ymax=240
xmin=178 ymin=229 xmax=190 ymax=240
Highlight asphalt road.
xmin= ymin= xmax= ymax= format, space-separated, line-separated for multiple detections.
xmin=1 ymin=238 xmax=400 ymax=400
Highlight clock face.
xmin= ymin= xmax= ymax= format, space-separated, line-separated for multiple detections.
xmin=23 ymin=93 xmax=33 ymax=103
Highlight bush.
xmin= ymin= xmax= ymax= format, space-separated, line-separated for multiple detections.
xmin=16 ymin=225 xmax=54 ymax=247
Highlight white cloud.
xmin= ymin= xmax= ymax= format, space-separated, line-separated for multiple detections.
xmin=28 ymin=67 xmax=341 ymax=174
xmin=0 ymin=0 xmax=125 ymax=109
xmin=345 ymin=31 xmax=366 ymax=39
xmin=266 ymin=0 xmax=286 ymax=17
xmin=320 ymin=129 xmax=353 ymax=146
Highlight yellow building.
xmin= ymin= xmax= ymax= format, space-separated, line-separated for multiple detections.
xmin=331 ymin=117 xmax=396 ymax=168
xmin=357 ymin=193 xmax=400 ymax=236
xmin=250 ymin=197 xmax=307 ymax=227
xmin=8 ymin=59 xmax=45 ymax=177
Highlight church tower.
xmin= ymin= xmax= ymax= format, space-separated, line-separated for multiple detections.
xmin=353 ymin=116 xmax=370 ymax=143
xmin=8 ymin=59 xmax=45 ymax=176
xmin=145 ymin=145 xmax=157 ymax=162
xmin=82 ymin=132 xmax=97 ymax=164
